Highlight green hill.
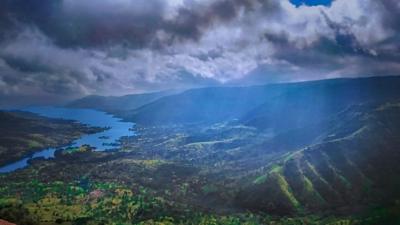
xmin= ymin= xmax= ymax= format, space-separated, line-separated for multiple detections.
xmin=236 ymin=102 xmax=400 ymax=215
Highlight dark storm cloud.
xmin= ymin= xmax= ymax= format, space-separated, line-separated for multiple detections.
xmin=0 ymin=0 xmax=165 ymax=48
xmin=264 ymin=12 xmax=370 ymax=69
xmin=261 ymin=2 xmax=400 ymax=77
xmin=380 ymin=0 xmax=400 ymax=30
xmin=164 ymin=0 xmax=279 ymax=42
xmin=320 ymin=11 xmax=370 ymax=56
xmin=1 ymin=55 xmax=54 ymax=73
xmin=0 ymin=0 xmax=278 ymax=49
xmin=0 ymin=0 xmax=399 ymax=107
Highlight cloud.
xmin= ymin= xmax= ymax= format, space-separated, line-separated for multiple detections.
xmin=255 ymin=0 xmax=400 ymax=79
xmin=0 ymin=0 xmax=277 ymax=49
xmin=0 ymin=27 xmax=224 ymax=104
xmin=0 ymin=0 xmax=399 ymax=107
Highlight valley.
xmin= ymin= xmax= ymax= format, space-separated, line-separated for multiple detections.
xmin=1 ymin=77 xmax=400 ymax=224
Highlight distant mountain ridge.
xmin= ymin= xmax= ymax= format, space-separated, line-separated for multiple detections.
xmin=119 ymin=84 xmax=287 ymax=125
xmin=67 ymin=90 xmax=178 ymax=113
xmin=241 ymin=76 xmax=400 ymax=131
xmin=120 ymin=76 xmax=400 ymax=127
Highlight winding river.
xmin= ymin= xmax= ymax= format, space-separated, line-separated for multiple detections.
xmin=0 ymin=107 xmax=135 ymax=173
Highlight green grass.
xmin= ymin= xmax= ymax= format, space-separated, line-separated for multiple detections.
xmin=273 ymin=173 xmax=300 ymax=209
xmin=1 ymin=180 xmax=398 ymax=225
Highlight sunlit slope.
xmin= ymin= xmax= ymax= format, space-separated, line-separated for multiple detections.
xmin=236 ymin=103 xmax=400 ymax=215
xmin=124 ymin=76 xmax=400 ymax=126
xmin=241 ymin=76 xmax=400 ymax=130
xmin=123 ymin=85 xmax=286 ymax=124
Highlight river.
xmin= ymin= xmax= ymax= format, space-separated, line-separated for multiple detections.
xmin=0 ymin=107 xmax=135 ymax=173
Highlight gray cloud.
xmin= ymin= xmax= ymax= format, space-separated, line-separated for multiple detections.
xmin=0 ymin=0 xmax=166 ymax=48
xmin=0 ymin=0 xmax=399 ymax=107
xmin=0 ymin=0 xmax=278 ymax=49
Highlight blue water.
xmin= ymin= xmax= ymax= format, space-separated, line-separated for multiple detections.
xmin=0 ymin=107 xmax=135 ymax=173
xmin=290 ymin=0 xmax=332 ymax=7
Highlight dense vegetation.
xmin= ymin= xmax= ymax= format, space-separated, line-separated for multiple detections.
xmin=2 ymin=77 xmax=400 ymax=224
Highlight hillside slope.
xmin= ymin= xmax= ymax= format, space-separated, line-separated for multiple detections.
xmin=123 ymin=76 xmax=400 ymax=126
xmin=236 ymin=102 xmax=400 ymax=215
xmin=122 ymin=85 xmax=288 ymax=125
xmin=241 ymin=76 xmax=400 ymax=131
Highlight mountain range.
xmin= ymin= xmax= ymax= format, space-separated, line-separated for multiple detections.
xmin=69 ymin=76 xmax=400 ymax=128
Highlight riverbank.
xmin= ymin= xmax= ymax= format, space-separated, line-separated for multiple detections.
xmin=0 ymin=110 xmax=104 ymax=167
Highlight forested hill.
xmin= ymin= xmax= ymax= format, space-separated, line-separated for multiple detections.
xmin=119 ymin=76 xmax=400 ymax=126
xmin=236 ymin=102 xmax=400 ymax=216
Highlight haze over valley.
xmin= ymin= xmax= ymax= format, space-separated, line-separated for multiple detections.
xmin=1 ymin=0 xmax=400 ymax=224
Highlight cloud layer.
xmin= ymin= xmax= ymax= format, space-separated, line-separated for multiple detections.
xmin=0 ymin=0 xmax=399 ymax=107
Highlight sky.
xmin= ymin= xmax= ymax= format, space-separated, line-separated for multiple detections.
xmin=0 ymin=0 xmax=399 ymax=107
